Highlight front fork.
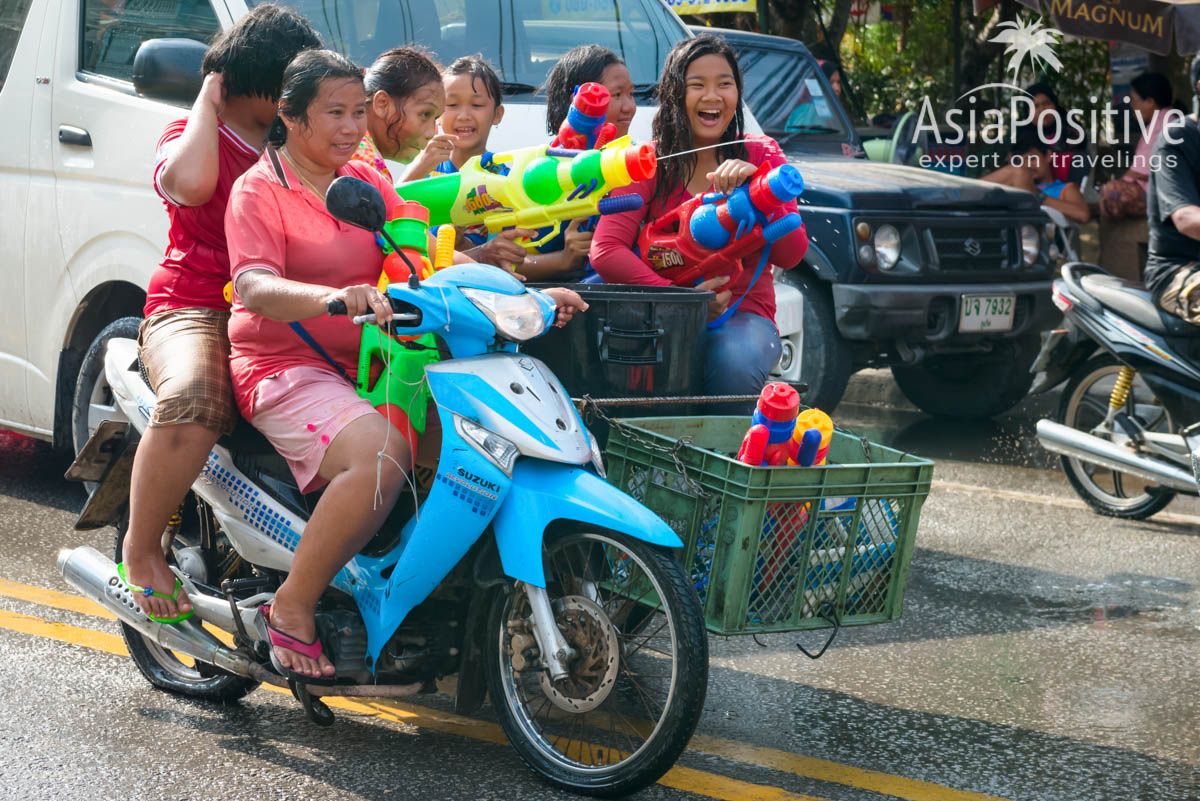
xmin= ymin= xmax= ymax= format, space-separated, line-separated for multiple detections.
xmin=522 ymin=583 xmax=576 ymax=681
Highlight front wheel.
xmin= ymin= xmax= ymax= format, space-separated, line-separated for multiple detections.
xmin=892 ymin=333 xmax=1040 ymax=419
xmin=486 ymin=530 xmax=708 ymax=798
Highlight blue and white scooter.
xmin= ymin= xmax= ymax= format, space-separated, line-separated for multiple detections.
xmin=59 ymin=177 xmax=708 ymax=798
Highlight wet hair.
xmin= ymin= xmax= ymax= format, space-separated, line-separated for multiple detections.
xmin=1025 ymin=82 xmax=1059 ymax=109
xmin=201 ymin=4 xmax=321 ymax=101
xmin=444 ymin=54 xmax=504 ymax=109
xmin=364 ymin=46 xmax=443 ymax=147
xmin=1010 ymin=125 xmax=1048 ymax=157
xmin=267 ymin=49 xmax=363 ymax=147
xmin=1130 ymin=72 xmax=1173 ymax=108
xmin=651 ymin=34 xmax=747 ymax=206
xmin=543 ymin=45 xmax=623 ymax=135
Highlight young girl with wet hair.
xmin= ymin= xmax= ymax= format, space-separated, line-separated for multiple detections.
xmin=353 ymin=46 xmax=455 ymax=183
xmin=433 ymin=55 xmax=584 ymax=279
xmin=590 ymin=34 xmax=807 ymax=405
xmin=354 ymin=49 xmax=532 ymax=271
xmin=437 ymin=54 xmax=506 ymax=176
xmin=543 ymin=44 xmax=637 ymax=140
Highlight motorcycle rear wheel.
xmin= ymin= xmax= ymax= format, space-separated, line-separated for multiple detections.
xmin=114 ymin=516 xmax=259 ymax=702
xmin=486 ymin=529 xmax=707 ymax=798
xmin=1058 ymin=355 xmax=1176 ymax=519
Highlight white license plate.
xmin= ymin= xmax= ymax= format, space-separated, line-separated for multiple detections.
xmin=958 ymin=294 xmax=1015 ymax=333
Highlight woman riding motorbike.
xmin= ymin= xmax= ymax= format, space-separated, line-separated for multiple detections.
xmin=226 ymin=49 xmax=586 ymax=681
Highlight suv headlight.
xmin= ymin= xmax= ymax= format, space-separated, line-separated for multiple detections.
xmin=873 ymin=224 xmax=901 ymax=270
xmin=456 ymin=416 xmax=519 ymax=475
xmin=461 ymin=288 xmax=547 ymax=341
xmin=1020 ymin=224 xmax=1040 ymax=266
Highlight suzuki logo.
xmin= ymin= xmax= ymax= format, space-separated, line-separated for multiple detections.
xmin=963 ymin=238 xmax=983 ymax=257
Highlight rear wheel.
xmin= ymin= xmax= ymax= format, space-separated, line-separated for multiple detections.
xmin=114 ymin=514 xmax=259 ymax=702
xmin=1057 ymin=355 xmax=1175 ymax=519
xmin=73 ymin=316 xmax=142 ymax=455
xmin=486 ymin=530 xmax=707 ymax=798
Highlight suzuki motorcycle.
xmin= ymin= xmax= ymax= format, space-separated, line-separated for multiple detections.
xmin=1032 ymin=262 xmax=1200 ymax=518
xmin=59 ymin=177 xmax=708 ymax=797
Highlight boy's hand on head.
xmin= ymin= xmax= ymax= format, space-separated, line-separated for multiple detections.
xmin=198 ymin=72 xmax=226 ymax=117
xmin=706 ymin=159 xmax=757 ymax=194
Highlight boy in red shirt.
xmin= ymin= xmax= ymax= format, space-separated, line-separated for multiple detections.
xmin=121 ymin=6 xmax=321 ymax=623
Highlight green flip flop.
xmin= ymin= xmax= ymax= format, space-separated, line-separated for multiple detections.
xmin=116 ymin=562 xmax=195 ymax=625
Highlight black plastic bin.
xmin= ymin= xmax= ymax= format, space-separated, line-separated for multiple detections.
xmin=524 ymin=283 xmax=713 ymax=412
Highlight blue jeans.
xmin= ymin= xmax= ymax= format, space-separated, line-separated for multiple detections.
xmin=704 ymin=312 xmax=781 ymax=413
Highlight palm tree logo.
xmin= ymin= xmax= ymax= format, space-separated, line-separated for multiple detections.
xmin=990 ymin=16 xmax=1064 ymax=84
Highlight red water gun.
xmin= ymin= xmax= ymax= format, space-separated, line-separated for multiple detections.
xmin=551 ymin=82 xmax=617 ymax=151
xmin=638 ymin=162 xmax=806 ymax=287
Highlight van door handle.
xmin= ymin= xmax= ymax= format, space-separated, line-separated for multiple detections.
xmin=58 ymin=125 xmax=92 ymax=147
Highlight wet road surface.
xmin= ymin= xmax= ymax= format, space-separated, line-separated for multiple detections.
xmin=1 ymin=378 xmax=1198 ymax=801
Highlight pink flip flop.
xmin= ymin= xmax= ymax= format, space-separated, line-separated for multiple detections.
xmin=258 ymin=604 xmax=336 ymax=686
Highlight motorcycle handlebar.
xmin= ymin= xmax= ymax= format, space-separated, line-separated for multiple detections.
xmin=326 ymin=298 xmax=347 ymax=316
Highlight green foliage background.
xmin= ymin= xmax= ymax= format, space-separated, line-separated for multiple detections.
xmin=839 ymin=4 xmax=1111 ymax=122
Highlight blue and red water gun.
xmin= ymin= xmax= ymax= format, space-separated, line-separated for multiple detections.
xmin=552 ymin=82 xmax=617 ymax=151
xmin=638 ymin=162 xmax=807 ymax=287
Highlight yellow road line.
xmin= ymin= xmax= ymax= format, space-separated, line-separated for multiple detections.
xmin=0 ymin=607 xmax=821 ymax=801
xmin=0 ymin=578 xmax=1012 ymax=801
xmin=687 ymin=734 xmax=1009 ymax=801
xmin=0 ymin=576 xmax=117 ymax=620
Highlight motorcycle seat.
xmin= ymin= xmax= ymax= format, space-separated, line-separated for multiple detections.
xmin=1078 ymin=274 xmax=1200 ymax=338
xmin=219 ymin=418 xmax=277 ymax=455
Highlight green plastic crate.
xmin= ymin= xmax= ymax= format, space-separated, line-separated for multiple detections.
xmin=604 ymin=416 xmax=933 ymax=636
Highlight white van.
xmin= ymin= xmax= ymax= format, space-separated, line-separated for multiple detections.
xmin=0 ymin=0 xmax=801 ymax=452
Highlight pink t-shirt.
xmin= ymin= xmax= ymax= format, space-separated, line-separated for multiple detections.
xmin=589 ymin=135 xmax=807 ymax=323
xmin=225 ymin=150 xmax=400 ymax=418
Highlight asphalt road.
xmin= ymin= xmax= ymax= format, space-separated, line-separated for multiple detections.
xmin=1 ymin=379 xmax=1198 ymax=801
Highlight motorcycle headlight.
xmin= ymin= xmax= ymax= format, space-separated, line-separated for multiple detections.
xmin=461 ymin=289 xmax=547 ymax=341
xmin=588 ymin=431 xmax=606 ymax=478
xmin=456 ymin=416 xmax=519 ymax=476
xmin=1021 ymin=224 xmax=1040 ymax=266
xmin=873 ymin=224 xmax=901 ymax=270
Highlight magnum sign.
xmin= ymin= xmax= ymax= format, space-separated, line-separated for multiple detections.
xmin=976 ymin=0 xmax=1200 ymax=56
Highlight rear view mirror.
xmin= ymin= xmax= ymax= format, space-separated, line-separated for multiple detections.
xmin=326 ymin=176 xmax=387 ymax=232
xmin=133 ymin=39 xmax=206 ymax=105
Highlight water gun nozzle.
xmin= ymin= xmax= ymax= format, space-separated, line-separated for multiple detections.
xmin=626 ymin=143 xmax=657 ymax=182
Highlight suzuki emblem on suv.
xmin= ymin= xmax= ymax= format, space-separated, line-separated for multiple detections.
xmin=963 ymin=238 xmax=983 ymax=257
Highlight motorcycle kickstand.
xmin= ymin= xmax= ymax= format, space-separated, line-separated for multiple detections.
xmin=289 ymin=679 xmax=335 ymax=727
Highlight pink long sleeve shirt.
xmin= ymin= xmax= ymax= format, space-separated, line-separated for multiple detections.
xmin=589 ymin=135 xmax=807 ymax=323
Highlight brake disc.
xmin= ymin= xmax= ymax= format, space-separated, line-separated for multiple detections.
xmin=539 ymin=595 xmax=620 ymax=714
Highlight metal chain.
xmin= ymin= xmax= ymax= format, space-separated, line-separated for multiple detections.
xmin=577 ymin=395 xmax=711 ymax=499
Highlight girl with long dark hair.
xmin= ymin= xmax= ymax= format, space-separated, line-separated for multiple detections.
xmin=590 ymin=35 xmax=807 ymax=400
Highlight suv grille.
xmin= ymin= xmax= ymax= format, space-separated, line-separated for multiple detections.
xmin=929 ymin=226 xmax=1013 ymax=272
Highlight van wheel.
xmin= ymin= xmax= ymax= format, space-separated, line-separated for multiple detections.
xmin=891 ymin=333 xmax=1039 ymax=419
xmin=72 ymin=317 xmax=142 ymax=462
xmin=777 ymin=274 xmax=852 ymax=412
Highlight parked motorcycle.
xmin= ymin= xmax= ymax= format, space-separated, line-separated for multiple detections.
xmin=58 ymin=177 xmax=708 ymax=797
xmin=1032 ymin=262 xmax=1200 ymax=518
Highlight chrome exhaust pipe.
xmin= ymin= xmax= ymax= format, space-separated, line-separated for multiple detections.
xmin=57 ymin=546 xmax=257 ymax=679
xmin=1036 ymin=419 xmax=1199 ymax=493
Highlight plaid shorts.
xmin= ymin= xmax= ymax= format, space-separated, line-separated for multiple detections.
xmin=138 ymin=307 xmax=237 ymax=435
xmin=1155 ymin=262 xmax=1200 ymax=325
